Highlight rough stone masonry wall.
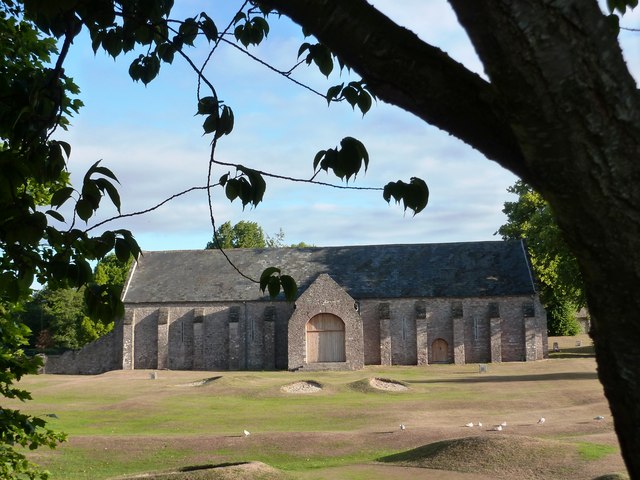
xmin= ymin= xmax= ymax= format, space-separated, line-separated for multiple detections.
xmin=356 ymin=295 xmax=546 ymax=366
xmin=287 ymin=274 xmax=364 ymax=371
xmin=43 ymin=325 xmax=123 ymax=374
xmin=122 ymin=301 xmax=293 ymax=371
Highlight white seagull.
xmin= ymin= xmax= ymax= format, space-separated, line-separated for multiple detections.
xmin=399 ymin=424 xmax=406 ymax=431
xmin=243 ymin=430 xmax=251 ymax=436
xmin=594 ymin=416 xmax=605 ymax=421
xmin=477 ymin=422 xmax=483 ymax=427
xmin=465 ymin=422 xmax=474 ymax=427
xmin=494 ymin=425 xmax=503 ymax=431
xmin=537 ymin=417 xmax=546 ymax=425
xmin=500 ymin=421 xmax=507 ymax=427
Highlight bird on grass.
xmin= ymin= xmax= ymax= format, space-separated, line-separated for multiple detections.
xmin=399 ymin=424 xmax=406 ymax=431
xmin=537 ymin=417 xmax=546 ymax=425
xmin=243 ymin=430 xmax=251 ymax=436
xmin=493 ymin=425 xmax=503 ymax=431
xmin=465 ymin=422 xmax=474 ymax=427
xmin=594 ymin=416 xmax=605 ymax=421
xmin=500 ymin=421 xmax=507 ymax=427
xmin=477 ymin=422 xmax=482 ymax=427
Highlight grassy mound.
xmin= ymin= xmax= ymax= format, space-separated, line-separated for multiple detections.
xmin=379 ymin=435 xmax=580 ymax=479
xmin=113 ymin=461 xmax=291 ymax=479
xmin=348 ymin=377 xmax=408 ymax=393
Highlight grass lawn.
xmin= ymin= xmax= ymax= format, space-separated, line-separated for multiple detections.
xmin=5 ymin=334 xmax=628 ymax=480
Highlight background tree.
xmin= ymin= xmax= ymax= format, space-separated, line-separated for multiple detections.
xmin=206 ymin=221 xmax=267 ymax=249
xmin=498 ymin=180 xmax=583 ymax=336
xmin=207 ymin=222 xmax=314 ymax=249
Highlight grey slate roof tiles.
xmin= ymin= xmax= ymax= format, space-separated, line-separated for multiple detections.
xmin=122 ymin=240 xmax=535 ymax=304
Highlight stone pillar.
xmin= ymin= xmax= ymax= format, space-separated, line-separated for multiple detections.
xmin=193 ymin=308 xmax=205 ymax=370
xmin=228 ymin=306 xmax=240 ymax=370
xmin=524 ymin=316 xmax=538 ymax=361
xmin=453 ymin=316 xmax=466 ymax=365
xmin=157 ymin=308 xmax=170 ymax=369
xmin=122 ymin=308 xmax=135 ymax=370
xmin=378 ymin=303 xmax=392 ymax=366
xmin=490 ymin=317 xmax=502 ymax=363
xmin=415 ymin=302 xmax=428 ymax=365
xmin=263 ymin=306 xmax=276 ymax=370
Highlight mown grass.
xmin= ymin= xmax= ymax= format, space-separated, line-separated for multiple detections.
xmin=5 ymin=347 xmax=626 ymax=480
xmin=577 ymin=442 xmax=618 ymax=461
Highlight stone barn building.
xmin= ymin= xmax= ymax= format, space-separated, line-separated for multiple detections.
xmin=43 ymin=240 xmax=547 ymax=374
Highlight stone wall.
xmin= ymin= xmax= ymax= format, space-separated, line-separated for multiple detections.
xmin=121 ymin=301 xmax=293 ymax=372
xmin=43 ymin=288 xmax=546 ymax=374
xmin=43 ymin=325 xmax=123 ymax=374
xmin=287 ymin=274 xmax=364 ymax=371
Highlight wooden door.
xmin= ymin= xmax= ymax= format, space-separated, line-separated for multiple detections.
xmin=431 ymin=338 xmax=449 ymax=363
xmin=306 ymin=314 xmax=346 ymax=362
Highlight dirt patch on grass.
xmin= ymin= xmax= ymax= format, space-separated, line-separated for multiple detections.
xmin=281 ymin=381 xmax=322 ymax=394
xmin=369 ymin=377 xmax=408 ymax=391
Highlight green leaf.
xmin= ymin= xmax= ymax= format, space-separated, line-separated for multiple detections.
xmin=179 ymin=18 xmax=199 ymax=45
xmin=383 ymin=177 xmax=429 ymax=215
xmin=199 ymin=13 xmax=218 ymax=42
xmin=157 ymin=42 xmax=175 ymax=64
xmin=45 ymin=209 xmax=65 ymax=222
xmin=215 ymin=105 xmax=234 ymax=139
xmin=50 ymin=186 xmax=74 ymax=208
xmin=260 ymin=266 xmax=280 ymax=288
xmin=94 ymin=178 xmax=121 ymax=212
xmin=280 ymin=275 xmax=297 ymax=302
xmin=267 ymin=276 xmax=280 ymax=297
xmin=197 ymin=96 xmax=218 ymax=115
xmin=202 ymin=113 xmax=218 ymax=134
xmin=326 ymin=83 xmax=343 ymax=105
xmin=357 ymin=91 xmax=373 ymax=115
xmin=76 ymin=198 xmax=93 ymax=222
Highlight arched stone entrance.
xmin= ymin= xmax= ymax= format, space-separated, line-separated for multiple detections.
xmin=431 ymin=338 xmax=449 ymax=363
xmin=306 ymin=313 xmax=346 ymax=362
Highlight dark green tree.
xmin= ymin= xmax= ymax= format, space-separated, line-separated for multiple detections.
xmin=498 ymin=180 xmax=583 ymax=336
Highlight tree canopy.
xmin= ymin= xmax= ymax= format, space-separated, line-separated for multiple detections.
xmin=206 ymin=222 xmax=314 ymax=249
xmin=2 ymin=0 xmax=640 ymax=477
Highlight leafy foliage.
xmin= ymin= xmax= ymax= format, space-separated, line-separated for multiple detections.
xmin=205 ymin=221 xmax=267 ymax=249
xmin=313 ymin=137 xmax=369 ymax=183
xmin=497 ymin=181 xmax=584 ymax=335
xmin=383 ymin=177 xmax=429 ymax=215
xmin=0 ymin=304 xmax=67 ymax=479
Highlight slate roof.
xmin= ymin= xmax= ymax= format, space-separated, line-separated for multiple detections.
xmin=122 ymin=240 xmax=536 ymax=304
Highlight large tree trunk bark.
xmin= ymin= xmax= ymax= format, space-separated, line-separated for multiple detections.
xmin=263 ymin=0 xmax=640 ymax=476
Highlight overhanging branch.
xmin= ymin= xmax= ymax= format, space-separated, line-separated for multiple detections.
xmin=259 ymin=0 xmax=529 ymax=178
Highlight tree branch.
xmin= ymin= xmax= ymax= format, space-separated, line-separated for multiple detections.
xmin=259 ymin=0 xmax=528 ymax=178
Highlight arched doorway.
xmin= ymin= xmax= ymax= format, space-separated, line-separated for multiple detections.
xmin=306 ymin=313 xmax=346 ymax=362
xmin=431 ymin=338 xmax=449 ymax=363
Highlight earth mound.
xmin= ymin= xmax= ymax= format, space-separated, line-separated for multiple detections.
xmin=348 ymin=377 xmax=408 ymax=393
xmin=113 ymin=461 xmax=289 ymax=479
xmin=379 ymin=435 xmax=583 ymax=479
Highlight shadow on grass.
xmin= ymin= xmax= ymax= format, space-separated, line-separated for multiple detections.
xmin=406 ymin=371 xmax=598 ymax=384
xmin=178 ymin=462 xmax=249 ymax=472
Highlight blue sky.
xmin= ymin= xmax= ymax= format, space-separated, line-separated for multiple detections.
xmin=57 ymin=1 xmax=640 ymax=251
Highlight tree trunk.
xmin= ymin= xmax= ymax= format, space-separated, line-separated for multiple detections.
xmin=263 ymin=0 xmax=640 ymax=476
